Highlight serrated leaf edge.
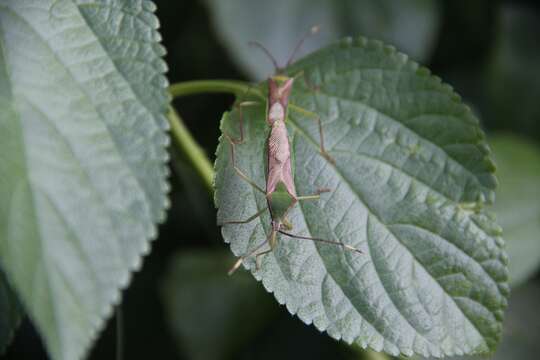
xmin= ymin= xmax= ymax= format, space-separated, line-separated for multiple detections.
xmin=0 ymin=1 xmax=170 ymax=359
xmin=70 ymin=2 xmax=171 ymax=359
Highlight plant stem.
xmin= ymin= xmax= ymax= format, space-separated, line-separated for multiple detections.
xmin=167 ymin=107 xmax=214 ymax=192
xmin=169 ymin=80 xmax=264 ymax=99
xmin=166 ymin=80 xmax=263 ymax=193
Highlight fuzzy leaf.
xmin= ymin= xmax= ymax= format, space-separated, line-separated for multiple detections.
xmin=0 ymin=1 xmax=169 ymax=359
xmin=215 ymin=37 xmax=508 ymax=357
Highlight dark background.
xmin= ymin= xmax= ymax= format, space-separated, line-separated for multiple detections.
xmin=3 ymin=0 xmax=540 ymax=359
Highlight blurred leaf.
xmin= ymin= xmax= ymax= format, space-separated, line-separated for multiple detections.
xmin=237 ymin=315 xmax=358 ymax=360
xmin=162 ymin=250 xmax=277 ymax=360
xmin=484 ymin=5 xmax=540 ymax=136
xmin=427 ymin=0 xmax=498 ymax=117
xmin=204 ymin=0 xmax=440 ymax=79
xmin=215 ymin=37 xmax=508 ymax=357
xmin=171 ymin=150 xmax=216 ymax=232
xmin=0 ymin=271 xmax=22 ymax=354
xmin=0 ymin=1 xmax=169 ymax=359
xmin=430 ymin=0 xmax=498 ymax=70
xmin=489 ymin=134 xmax=540 ymax=286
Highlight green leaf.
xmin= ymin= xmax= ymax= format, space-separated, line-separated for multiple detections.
xmin=0 ymin=271 xmax=22 ymax=354
xmin=161 ymin=250 xmax=278 ymax=360
xmin=489 ymin=134 xmax=540 ymax=286
xmin=203 ymin=0 xmax=440 ymax=79
xmin=0 ymin=1 xmax=169 ymax=359
xmin=214 ymin=37 xmax=509 ymax=357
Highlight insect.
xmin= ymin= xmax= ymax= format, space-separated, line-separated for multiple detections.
xmin=221 ymin=27 xmax=362 ymax=275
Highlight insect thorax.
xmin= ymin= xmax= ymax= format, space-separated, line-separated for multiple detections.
xmin=268 ymin=102 xmax=285 ymax=123
xmin=268 ymin=182 xmax=296 ymax=221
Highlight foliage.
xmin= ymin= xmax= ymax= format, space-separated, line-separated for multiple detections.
xmin=162 ymin=250 xmax=278 ymax=360
xmin=0 ymin=1 xmax=169 ymax=358
xmin=215 ymin=37 xmax=508 ymax=357
xmin=1 ymin=0 xmax=539 ymax=359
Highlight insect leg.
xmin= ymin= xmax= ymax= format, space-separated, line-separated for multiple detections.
xmin=227 ymin=100 xmax=262 ymax=144
xmin=228 ymin=229 xmax=274 ymax=275
xmin=255 ymin=229 xmax=278 ymax=271
xmin=289 ymin=70 xmax=320 ymax=92
xmin=289 ymin=104 xmax=335 ymax=164
xmin=219 ymin=207 xmax=268 ymax=226
xmin=224 ymin=133 xmax=266 ymax=194
xmin=278 ymin=230 xmax=363 ymax=254
xmin=296 ymin=188 xmax=331 ymax=201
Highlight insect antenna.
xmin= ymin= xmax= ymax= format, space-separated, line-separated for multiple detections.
xmin=278 ymin=229 xmax=363 ymax=254
xmin=285 ymin=25 xmax=320 ymax=68
xmin=248 ymin=41 xmax=280 ymax=73
xmin=249 ymin=25 xmax=320 ymax=74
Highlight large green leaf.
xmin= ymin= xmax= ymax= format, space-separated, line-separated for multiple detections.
xmin=0 ymin=271 xmax=22 ymax=354
xmin=204 ymin=0 xmax=440 ymax=79
xmin=489 ymin=134 xmax=540 ymax=286
xmin=161 ymin=250 xmax=278 ymax=360
xmin=215 ymin=37 xmax=508 ymax=357
xmin=0 ymin=1 xmax=169 ymax=359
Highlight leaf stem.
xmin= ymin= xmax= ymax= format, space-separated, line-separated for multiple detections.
xmin=169 ymin=80 xmax=264 ymax=99
xmin=166 ymin=80 xmax=264 ymax=193
xmin=167 ymin=107 xmax=214 ymax=191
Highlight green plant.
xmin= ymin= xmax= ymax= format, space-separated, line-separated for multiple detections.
xmin=4 ymin=1 xmax=540 ymax=360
